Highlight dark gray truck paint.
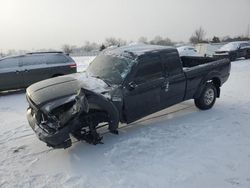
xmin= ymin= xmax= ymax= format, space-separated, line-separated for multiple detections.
xmin=26 ymin=45 xmax=231 ymax=149
xmin=0 ymin=52 xmax=76 ymax=92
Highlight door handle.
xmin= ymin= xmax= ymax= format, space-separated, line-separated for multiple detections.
xmin=161 ymin=80 xmax=170 ymax=91
xmin=128 ymin=81 xmax=137 ymax=91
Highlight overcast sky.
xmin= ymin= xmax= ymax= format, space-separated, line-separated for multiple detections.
xmin=0 ymin=0 xmax=249 ymax=51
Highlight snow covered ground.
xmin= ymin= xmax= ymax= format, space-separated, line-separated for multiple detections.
xmin=1 ymin=57 xmax=250 ymax=188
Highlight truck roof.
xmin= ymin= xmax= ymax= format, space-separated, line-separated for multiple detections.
xmin=105 ymin=44 xmax=177 ymax=59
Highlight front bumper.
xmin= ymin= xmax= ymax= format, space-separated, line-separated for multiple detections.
xmin=213 ymin=54 xmax=230 ymax=59
xmin=26 ymin=89 xmax=89 ymax=149
xmin=27 ymin=108 xmax=72 ymax=149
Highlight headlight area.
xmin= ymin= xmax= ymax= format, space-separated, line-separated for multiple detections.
xmin=27 ymin=90 xmax=89 ymax=148
xmin=41 ymin=90 xmax=89 ymax=129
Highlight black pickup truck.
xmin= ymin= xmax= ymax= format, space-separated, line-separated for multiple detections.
xmin=26 ymin=45 xmax=231 ymax=149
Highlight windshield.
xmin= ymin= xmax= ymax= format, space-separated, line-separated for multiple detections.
xmin=219 ymin=43 xmax=239 ymax=51
xmin=87 ymin=54 xmax=134 ymax=85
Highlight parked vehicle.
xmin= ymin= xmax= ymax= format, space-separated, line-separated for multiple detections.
xmin=26 ymin=45 xmax=231 ymax=149
xmin=213 ymin=41 xmax=250 ymax=61
xmin=177 ymin=46 xmax=201 ymax=57
xmin=195 ymin=43 xmax=225 ymax=57
xmin=0 ymin=52 xmax=77 ymax=92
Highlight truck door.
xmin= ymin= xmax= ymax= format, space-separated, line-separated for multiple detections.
xmin=0 ymin=57 xmax=24 ymax=91
xmin=123 ymin=54 xmax=165 ymax=123
xmin=160 ymin=51 xmax=186 ymax=107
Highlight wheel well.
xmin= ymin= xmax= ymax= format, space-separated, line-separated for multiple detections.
xmin=211 ymin=77 xmax=221 ymax=87
xmin=86 ymin=93 xmax=120 ymax=131
xmin=52 ymin=74 xmax=64 ymax=78
xmin=209 ymin=77 xmax=221 ymax=97
xmin=194 ymin=77 xmax=221 ymax=99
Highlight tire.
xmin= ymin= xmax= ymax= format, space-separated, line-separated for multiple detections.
xmin=245 ymin=51 xmax=250 ymax=59
xmin=52 ymin=74 xmax=63 ymax=78
xmin=229 ymin=53 xmax=236 ymax=61
xmin=194 ymin=83 xmax=217 ymax=110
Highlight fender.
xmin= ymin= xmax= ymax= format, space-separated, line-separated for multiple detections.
xmin=194 ymin=71 xmax=221 ymax=99
xmin=84 ymin=89 xmax=119 ymax=131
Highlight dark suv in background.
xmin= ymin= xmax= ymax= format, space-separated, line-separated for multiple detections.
xmin=214 ymin=41 xmax=250 ymax=61
xmin=0 ymin=52 xmax=77 ymax=92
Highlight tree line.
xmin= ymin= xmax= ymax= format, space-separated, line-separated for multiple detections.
xmin=189 ymin=26 xmax=250 ymax=44
xmin=61 ymin=36 xmax=175 ymax=54
xmin=62 ymin=29 xmax=250 ymax=55
xmin=1 ymin=27 xmax=249 ymax=57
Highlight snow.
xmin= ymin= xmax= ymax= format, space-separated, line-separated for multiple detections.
xmin=1 ymin=57 xmax=250 ymax=188
xmin=72 ymin=56 xmax=95 ymax=72
xmin=219 ymin=42 xmax=239 ymax=51
xmin=177 ymin=46 xmax=201 ymax=57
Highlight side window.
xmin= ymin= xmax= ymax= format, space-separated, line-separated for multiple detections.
xmin=134 ymin=55 xmax=163 ymax=84
xmin=239 ymin=43 xmax=250 ymax=49
xmin=0 ymin=58 xmax=19 ymax=69
xmin=21 ymin=55 xmax=46 ymax=66
xmin=46 ymin=54 xmax=69 ymax=64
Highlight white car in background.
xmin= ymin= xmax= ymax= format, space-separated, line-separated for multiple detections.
xmin=177 ymin=46 xmax=201 ymax=57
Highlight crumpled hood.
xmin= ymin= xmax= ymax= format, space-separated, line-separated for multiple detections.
xmin=73 ymin=72 xmax=110 ymax=94
xmin=26 ymin=72 xmax=110 ymax=106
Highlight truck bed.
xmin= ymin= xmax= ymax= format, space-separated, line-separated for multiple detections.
xmin=181 ymin=56 xmax=231 ymax=100
xmin=181 ymin=56 xmax=218 ymax=67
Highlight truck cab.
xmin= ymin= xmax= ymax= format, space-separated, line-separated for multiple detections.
xmin=121 ymin=47 xmax=186 ymax=122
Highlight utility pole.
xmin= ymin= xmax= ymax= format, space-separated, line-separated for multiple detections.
xmin=247 ymin=24 xmax=250 ymax=38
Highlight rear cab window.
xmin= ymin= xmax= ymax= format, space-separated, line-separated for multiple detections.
xmin=161 ymin=51 xmax=183 ymax=76
xmin=134 ymin=54 xmax=163 ymax=84
xmin=239 ymin=43 xmax=250 ymax=49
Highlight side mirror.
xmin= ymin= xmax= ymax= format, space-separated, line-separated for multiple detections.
xmin=128 ymin=81 xmax=137 ymax=91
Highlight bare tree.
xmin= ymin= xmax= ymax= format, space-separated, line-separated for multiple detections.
xmin=138 ymin=36 xmax=148 ymax=44
xmin=104 ymin=37 xmax=127 ymax=47
xmin=99 ymin=44 xmax=106 ymax=51
xmin=6 ymin=49 xmax=17 ymax=56
xmin=211 ymin=36 xmax=220 ymax=43
xmin=82 ymin=41 xmax=99 ymax=52
xmin=62 ymin=44 xmax=75 ymax=54
xmin=150 ymin=36 xmax=173 ymax=46
xmin=189 ymin=27 xmax=206 ymax=44
xmin=0 ymin=50 xmax=4 ymax=57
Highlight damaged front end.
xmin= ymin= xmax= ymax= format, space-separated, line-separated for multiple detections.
xmin=26 ymin=74 xmax=120 ymax=149
xmin=26 ymin=89 xmax=90 ymax=148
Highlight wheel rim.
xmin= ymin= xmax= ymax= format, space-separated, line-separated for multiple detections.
xmin=204 ymin=88 xmax=215 ymax=105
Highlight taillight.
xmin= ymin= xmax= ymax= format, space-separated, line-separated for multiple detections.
xmin=69 ymin=63 xmax=77 ymax=68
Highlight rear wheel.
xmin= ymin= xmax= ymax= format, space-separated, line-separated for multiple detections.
xmin=229 ymin=53 xmax=236 ymax=61
xmin=245 ymin=51 xmax=250 ymax=59
xmin=52 ymin=74 xmax=63 ymax=78
xmin=194 ymin=83 xmax=217 ymax=110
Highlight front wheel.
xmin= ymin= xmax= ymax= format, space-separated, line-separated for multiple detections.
xmin=194 ymin=84 xmax=217 ymax=110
